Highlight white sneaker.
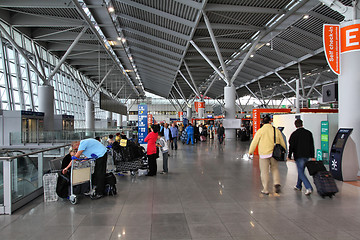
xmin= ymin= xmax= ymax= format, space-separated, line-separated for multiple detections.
xmin=305 ymin=189 xmax=312 ymax=196
xmin=293 ymin=186 xmax=301 ymax=191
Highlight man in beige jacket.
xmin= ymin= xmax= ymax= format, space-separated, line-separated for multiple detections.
xmin=249 ymin=116 xmax=286 ymax=195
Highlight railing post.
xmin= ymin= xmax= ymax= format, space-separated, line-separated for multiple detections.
xmin=3 ymin=160 xmax=12 ymax=214
xmin=37 ymin=153 xmax=43 ymax=187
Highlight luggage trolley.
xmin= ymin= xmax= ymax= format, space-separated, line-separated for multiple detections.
xmin=68 ymin=156 xmax=96 ymax=204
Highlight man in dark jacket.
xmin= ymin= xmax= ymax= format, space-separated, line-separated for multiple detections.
xmin=217 ymin=123 xmax=225 ymax=144
xmin=288 ymin=119 xmax=314 ymax=196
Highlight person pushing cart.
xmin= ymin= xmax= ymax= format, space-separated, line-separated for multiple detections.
xmin=63 ymin=138 xmax=107 ymax=200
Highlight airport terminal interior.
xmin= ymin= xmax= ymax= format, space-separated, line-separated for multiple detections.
xmin=1 ymin=0 xmax=360 ymax=239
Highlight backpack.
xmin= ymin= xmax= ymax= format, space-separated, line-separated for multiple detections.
xmin=103 ymin=172 xmax=117 ymax=196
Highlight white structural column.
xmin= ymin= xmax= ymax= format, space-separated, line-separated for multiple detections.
xmin=38 ymin=85 xmax=54 ymax=131
xmin=339 ymin=19 xmax=360 ymax=174
xmin=198 ymin=101 xmax=205 ymax=118
xmin=117 ymin=114 xmax=122 ymax=128
xmin=85 ymin=100 xmax=95 ymax=130
xmin=224 ymin=85 xmax=236 ymax=139
xmin=187 ymin=106 xmax=192 ymax=120
xmin=296 ymin=79 xmax=300 ymax=113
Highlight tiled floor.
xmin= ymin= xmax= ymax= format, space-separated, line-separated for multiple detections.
xmin=1 ymin=139 xmax=360 ymax=240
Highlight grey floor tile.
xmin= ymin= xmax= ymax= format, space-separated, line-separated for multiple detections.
xmin=69 ymin=226 xmax=113 ymax=240
xmin=80 ymin=213 xmax=119 ymax=226
xmin=29 ymin=226 xmax=75 ymax=240
xmin=272 ymin=232 xmax=316 ymax=240
xmin=188 ymin=223 xmax=230 ymax=239
xmin=310 ymin=230 xmax=359 ymax=240
xmin=110 ymin=225 xmax=151 ymax=240
xmin=185 ymin=211 xmax=222 ymax=224
xmin=224 ymin=221 xmax=269 ymax=237
xmin=116 ymin=213 xmax=152 ymax=226
xmin=152 ymin=213 xmax=187 ymax=225
xmin=151 ymin=223 xmax=191 ymax=239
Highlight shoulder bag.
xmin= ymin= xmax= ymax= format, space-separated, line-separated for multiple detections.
xmin=272 ymin=127 xmax=286 ymax=161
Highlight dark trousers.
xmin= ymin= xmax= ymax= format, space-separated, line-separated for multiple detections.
xmin=94 ymin=153 xmax=107 ymax=195
xmin=218 ymin=135 xmax=224 ymax=144
xmin=171 ymin=138 xmax=178 ymax=150
xmin=147 ymin=154 xmax=157 ymax=175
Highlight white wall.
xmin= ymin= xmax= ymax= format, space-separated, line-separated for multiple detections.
xmin=273 ymin=113 xmax=338 ymax=154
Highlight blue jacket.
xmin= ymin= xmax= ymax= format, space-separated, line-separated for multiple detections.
xmin=186 ymin=126 xmax=194 ymax=135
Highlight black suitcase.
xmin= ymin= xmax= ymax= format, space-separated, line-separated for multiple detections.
xmin=313 ymin=171 xmax=338 ymax=198
xmin=104 ymin=172 xmax=117 ymax=196
xmin=305 ymin=160 xmax=327 ymax=176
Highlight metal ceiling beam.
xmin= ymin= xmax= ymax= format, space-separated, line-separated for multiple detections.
xmin=192 ymin=37 xmax=248 ymax=43
xmin=178 ymin=70 xmax=200 ymax=98
xmin=47 ymin=42 xmax=105 ymax=51
xmin=276 ymin=37 xmax=314 ymax=54
xmin=10 ymin=12 xmax=84 ymax=27
xmin=0 ymin=0 xmax=72 ymax=7
xmin=64 ymin=64 xmax=91 ymax=99
xmin=184 ymin=61 xmax=201 ymax=97
xmin=130 ymin=47 xmax=180 ymax=66
xmin=0 ymin=25 xmax=47 ymax=84
xmin=197 ymin=22 xmax=264 ymax=31
xmin=123 ymin=27 xmax=185 ymax=51
xmin=135 ymin=59 xmax=177 ymax=73
xmin=127 ymin=37 xmax=183 ymax=59
xmin=133 ymin=54 xmax=178 ymax=69
xmin=203 ymin=75 xmax=219 ymax=97
xmin=187 ymin=47 xmax=236 ymax=53
xmin=90 ymin=65 xmax=115 ymax=98
xmin=138 ymin=67 xmax=174 ymax=79
xmin=291 ymin=26 xmax=322 ymax=41
xmin=230 ymin=33 xmax=263 ymax=85
xmin=135 ymin=62 xmax=175 ymax=76
xmin=205 ymin=4 xmax=284 ymax=14
xmin=275 ymin=72 xmax=297 ymax=94
xmin=267 ymin=48 xmax=297 ymax=61
xmin=298 ymin=63 xmax=305 ymax=97
xmin=72 ymin=0 xmax=140 ymax=96
xmin=245 ymin=85 xmax=262 ymax=103
xmin=202 ymin=10 xmax=229 ymax=84
xmin=47 ymin=26 xmax=88 ymax=82
xmin=116 ymin=0 xmax=195 ymax=27
xmin=114 ymin=84 xmax=126 ymax=98
xmin=118 ymin=14 xmax=190 ymax=41
xmin=255 ymin=54 xmax=284 ymax=67
xmin=32 ymin=29 xmax=96 ymax=41
xmin=306 ymin=73 xmax=322 ymax=98
xmin=189 ymin=40 xmax=227 ymax=82
xmin=309 ymin=11 xmax=339 ymax=24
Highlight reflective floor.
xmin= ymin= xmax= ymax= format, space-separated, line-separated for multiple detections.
xmin=1 ymin=139 xmax=360 ymax=240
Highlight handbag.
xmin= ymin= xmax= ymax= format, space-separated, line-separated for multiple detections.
xmin=272 ymin=127 xmax=286 ymax=161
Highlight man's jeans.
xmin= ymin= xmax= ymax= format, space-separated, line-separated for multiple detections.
xmin=295 ymin=157 xmax=313 ymax=190
xmin=171 ymin=138 xmax=178 ymax=150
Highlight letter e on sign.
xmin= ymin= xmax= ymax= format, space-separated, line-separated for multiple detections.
xmin=341 ymin=24 xmax=360 ymax=53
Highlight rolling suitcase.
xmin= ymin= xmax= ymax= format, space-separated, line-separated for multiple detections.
xmin=305 ymin=160 xmax=327 ymax=176
xmin=200 ymin=135 xmax=206 ymax=142
xmin=313 ymin=171 xmax=338 ymax=198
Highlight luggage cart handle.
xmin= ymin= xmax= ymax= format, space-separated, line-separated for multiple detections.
xmin=71 ymin=155 xmax=98 ymax=162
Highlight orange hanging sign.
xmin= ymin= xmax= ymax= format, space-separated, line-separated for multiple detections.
xmin=323 ymin=24 xmax=340 ymax=75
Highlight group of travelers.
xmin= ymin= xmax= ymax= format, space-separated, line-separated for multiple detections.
xmin=249 ymin=116 xmax=315 ymax=196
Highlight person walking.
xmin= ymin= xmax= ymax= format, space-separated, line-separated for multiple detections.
xmin=170 ymin=122 xmax=179 ymax=150
xmin=288 ymin=119 xmax=315 ymax=195
xmin=157 ymin=132 xmax=169 ymax=174
xmin=217 ymin=123 xmax=225 ymax=144
xmin=186 ymin=123 xmax=194 ymax=145
xmin=248 ymin=116 xmax=286 ymax=195
xmin=144 ymin=124 xmax=159 ymax=176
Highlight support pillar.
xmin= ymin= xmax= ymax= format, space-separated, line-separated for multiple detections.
xmin=38 ymin=85 xmax=54 ymax=131
xmin=85 ymin=100 xmax=95 ymax=130
xmin=339 ymin=19 xmax=360 ymax=175
xmin=117 ymin=114 xmax=122 ymax=128
xmin=296 ymin=79 xmax=300 ymax=113
xmin=224 ymin=85 xmax=236 ymax=139
xmin=198 ymin=101 xmax=205 ymax=118
xmin=107 ymin=111 xmax=113 ymax=128
xmin=187 ymin=106 xmax=192 ymax=120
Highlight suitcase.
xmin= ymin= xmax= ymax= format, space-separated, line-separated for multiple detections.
xmin=313 ymin=171 xmax=338 ymax=198
xmin=200 ymin=135 xmax=206 ymax=142
xmin=305 ymin=160 xmax=327 ymax=176
xmin=104 ymin=172 xmax=117 ymax=196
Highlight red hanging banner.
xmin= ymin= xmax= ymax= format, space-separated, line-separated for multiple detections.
xmin=323 ymin=24 xmax=340 ymax=75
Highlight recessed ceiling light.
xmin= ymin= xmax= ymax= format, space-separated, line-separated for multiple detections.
xmin=250 ymin=54 xmax=254 ymax=58
xmin=266 ymin=42 xmax=270 ymax=46
xmin=108 ymin=7 xmax=115 ymax=13
xmin=303 ymin=14 xmax=309 ymax=19
xmin=117 ymin=37 xmax=121 ymax=41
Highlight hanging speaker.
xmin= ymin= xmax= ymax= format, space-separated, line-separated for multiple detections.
xmin=322 ymin=83 xmax=338 ymax=103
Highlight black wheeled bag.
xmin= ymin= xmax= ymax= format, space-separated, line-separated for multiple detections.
xmin=313 ymin=171 xmax=338 ymax=198
xmin=104 ymin=172 xmax=117 ymax=196
xmin=305 ymin=160 xmax=327 ymax=176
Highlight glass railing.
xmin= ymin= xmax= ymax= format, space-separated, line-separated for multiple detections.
xmin=8 ymin=129 xmax=137 ymax=145
xmin=0 ymin=144 xmax=70 ymax=214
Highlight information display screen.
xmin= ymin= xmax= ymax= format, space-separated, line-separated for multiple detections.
xmin=334 ymin=138 xmax=345 ymax=149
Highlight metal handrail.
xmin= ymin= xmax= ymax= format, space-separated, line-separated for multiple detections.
xmin=0 ymin=144 xmax=71 ymax=161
